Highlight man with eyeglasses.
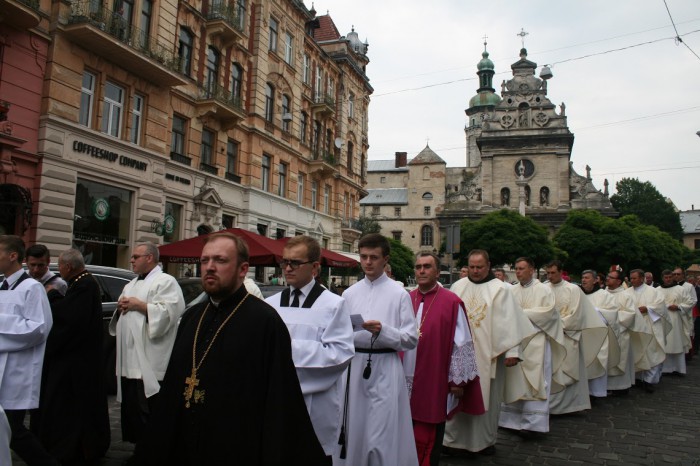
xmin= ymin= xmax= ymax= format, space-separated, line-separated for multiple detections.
xmin=604 ymin=268 xmax=653 ymax=395
xmin=404 ymin=253 xmax=482 ymax=465
xmin=110 ymin=242 xmax=185 ymax=445
xmin=336 ymin=233 xmax=419 ymax=465
xmin=265 ymin=235 xmax=354 ymax=464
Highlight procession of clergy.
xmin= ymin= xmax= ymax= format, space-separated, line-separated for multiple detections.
xmin=2 ymin=230 xmax=698 ymax=466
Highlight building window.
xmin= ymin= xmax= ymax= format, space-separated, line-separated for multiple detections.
xmin=113 ymin=0 xmax=134 ymax=39
xmin=348 ymin=92 xmax=355 ymax=118
xmin=226 ymin=140 xmax=238 ymax=176
xmin=315 ymin=66 xmax=323 ymax=99
xmin=276 ymin=228 xmax=286 ymax=240
xmin=297 ymin=173 xmax=305 ymax=205
xmin=422 ymin=192 xmax=433 ymax=200
xmin=222 ymin=213 xmax=235 ymax=229
xmin=130 ymin=94 xmax=143 ymax=145
xmin=278 ymin=162 xmax=287 ymax=197
xmin=392 ymin=231 xmax=402 ymax=241
xmin=201 ymin=128 xmax=215 ymax=167
xmin=311 ymin=181 xmax=317 ymax=210
xmin=79 ymin=71 xmax=95 ymax=127
xmin=231 ymin=63 xmax=243 ymax=104
xmin=264 ymin=83 xmax=274 ymax=122
xmin=139 ymin=0 xmax=153 ymax=47
xmin=327 ymin=77 xmax=334 ymax=99
xmin=525 ymin=185 xmax=531 ymax=206
xmin=421 ymin=225 xmax=433 ymax=246
xmin=424 ymin=206 xmax=431 ymax=216
xmin=347 ymin=141 xmax=353 ymax=172
xmin=423 ymin=166 xmax=430 ymax=180
xmin=179 ymin=28 xmax=193 ymax=76
xmin=312 ymin=120 xmax=320 ymax=153
xmin=324 ymin=185 xmax=331 ymax=214
xmin=261 ymin=154 xmax=271 ymax=191
xmin=371 ymin=205 xmax=380 ymax=216
xmin=380 ymin=176 xmax=386 ymax=184
xmin=281 ymin=94 xmax=291 ymax=132
xmin=300 ymin=111 xmax=308 ymax=144
xmin=303 ymin=54 xmax=310 ymax=84
xmin=235 ymin=0 xmax=246 ymax=29
xmin=257 ymin=223 xmax=268 ymax=237
xmin=325 ymin=128 xmax=332 ymax=154
xmin=269 ymin=17 xmax=278 ymax=52
xmin=101 ymin=81 xmax=124 ymax=138
xmin=394 ymin=207 xmax=401 ymax=217
xmin=171 ymin=115 xmax=186 ymax=156
xmin=283 ymin=32 xmax=293 ymax=65
xmin=205 ymin=47 xmax=220 ymax=95
xmin=501 ymin=187 xmax=511 ymax=206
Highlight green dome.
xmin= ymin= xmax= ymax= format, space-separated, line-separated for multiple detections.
xmin=469 ymin=91 xmax=501 ymax=108
xmin=476 ymin=50 xmax=494 ymax=71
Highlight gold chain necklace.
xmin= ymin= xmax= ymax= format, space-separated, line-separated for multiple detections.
xmin=67 ymin=271 xmax=91 ymax=291
xmin=414 ymin=286 xmax=439 ymax=339
xmin=184 ymin=293 xmax=249 ymax=408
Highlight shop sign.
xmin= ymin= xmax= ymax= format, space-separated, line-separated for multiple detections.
xmin=73 ymin=140 xmax=148 ymax=171
xmin=165 ymin=173 xmax=191 ymax=185
xmin=74 ymin=232 xmax=127 ymax=245
xmin=163 ymin=214 xmax=176 ymax=234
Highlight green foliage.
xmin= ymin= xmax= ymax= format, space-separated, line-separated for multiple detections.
xmin=554 ymin=210 xmax=689 ymax=278
xmin=458 ymin=209 xmax=555 ymax=268
xmin=357 ymin=216 xmax=381 ymax=236
xmin=388 ymin=238 xmax=415 ymax=284
xmin=610 ymin=178 xmax=683 ymax=240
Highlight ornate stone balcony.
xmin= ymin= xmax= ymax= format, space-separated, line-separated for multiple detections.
xmin=205 ymin=2 xmax=245 ymax=47
xmin=63 ymin=1 xmax=187 ymax=87
xmin=0 ymin=0 xmax=41 ymax=29
xmin=196 ymin=82 xmax=246 ymax=130
xmin=310 ymin=93 xmax=335 ymax=117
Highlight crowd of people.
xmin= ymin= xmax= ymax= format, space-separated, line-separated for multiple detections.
xmin=0 ymin=232 xmax=697 ymax=465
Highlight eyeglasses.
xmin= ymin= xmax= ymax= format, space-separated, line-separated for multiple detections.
xmin=606 ymin=275 xmax=621 ymax=280
xmin=131 ymin=254 xmax=151 ymax=260
xmin=279 ymin=259 xmax=313 ymax=269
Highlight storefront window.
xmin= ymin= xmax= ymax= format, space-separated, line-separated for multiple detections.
xmin=73 ymin=178 xmax=132 ymax=266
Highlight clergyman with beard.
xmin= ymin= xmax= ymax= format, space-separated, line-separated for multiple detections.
xmin=131 ymin=232 xmax=327 ymax=466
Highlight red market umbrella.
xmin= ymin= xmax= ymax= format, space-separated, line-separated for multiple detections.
xmin=276 ymin=237 xmax=358 ymax=268
xmin=159 ymin=228 xmax=284 ymax=266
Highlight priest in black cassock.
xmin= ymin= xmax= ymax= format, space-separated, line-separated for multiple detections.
xmin=131 ymin=232 xmax=327 ymax=466
xmin=32 ymin=248 xmax=111 ymax=464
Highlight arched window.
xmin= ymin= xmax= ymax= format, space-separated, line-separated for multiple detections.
xmin=422 ymin=192 xmax=433 ymax=200
xmin=231 ymin=63 xmax=243 ymax=103
xmin=281 ymin=94 xmax=291 ymax=132
xmin=205 ymin=47 xmax=220 ymax=95
xmin=500 ymin=187 xmax=510 ymax=206
xmin=423 ymin=166 xmax=430 ymax=180
xmin=347 ymin=141 xmax=354 ymax=172
xmin=421 ymin=225 xmax=433 ymax=246
xmin=264 ymin=83 xmax=274 ymax=122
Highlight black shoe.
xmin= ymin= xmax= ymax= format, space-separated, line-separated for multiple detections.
xmin=479 ymin=445 xmax=496 ymax=456
xmin=442 ymin=446 xmax=469 ymax=457
xmin=643 ymin=381 xmax=655 ymax=393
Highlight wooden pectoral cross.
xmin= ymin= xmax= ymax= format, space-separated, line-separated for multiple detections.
xmin=184 ymin=368 xmax=199 ymax=408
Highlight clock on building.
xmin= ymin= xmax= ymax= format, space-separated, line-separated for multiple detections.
xmin=514 ymin=159 xmax=535 ymax=178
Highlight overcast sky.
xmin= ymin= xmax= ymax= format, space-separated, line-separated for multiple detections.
xmin=316 ymin=1 xmax=700 ymax=211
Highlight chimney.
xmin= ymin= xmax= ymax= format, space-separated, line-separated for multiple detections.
xmin=395 ymin=152 xmax=407 ymax=168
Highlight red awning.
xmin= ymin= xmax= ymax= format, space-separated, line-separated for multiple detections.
xmin=158 ymin=228 xmax=284 ymax=266
xmin=277 ymin=237 xmax=358 ymax=268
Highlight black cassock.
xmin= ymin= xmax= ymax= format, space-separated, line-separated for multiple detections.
xmin=32 ymin=272 xmax=111 ymax=463
xmin=132 ymin=284 xmax=327 ymax=466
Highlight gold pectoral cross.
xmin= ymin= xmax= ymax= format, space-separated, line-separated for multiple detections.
xmin=184 ymin=368 xmax=199 ymax=408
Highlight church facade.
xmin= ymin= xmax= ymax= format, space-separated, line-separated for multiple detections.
xmin=362 ymin=44 xmax=615 ymax=255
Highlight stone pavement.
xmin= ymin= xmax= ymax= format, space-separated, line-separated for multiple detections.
xmin=441 ymin=356 xmax=700 ymax=465
xmin=13 ymin=358 xmax=700 ymax=465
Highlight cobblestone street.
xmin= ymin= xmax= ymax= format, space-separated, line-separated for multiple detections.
xmin=13 ymin=358 xmax=700 ymax=465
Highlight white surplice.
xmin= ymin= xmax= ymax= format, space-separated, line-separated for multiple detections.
xmin=585 ymin=289 xmax=622 ymax=397
xmin=109 ymin=266 xmax=185 ymax=400
xmin=658 ymin=285 xmax=689 ymax=374
xmin=0 ymin=270 xmax=53 ymax=409
xmin=266 ymin=280 xmax=355 ymax=456
xmin=626 ymin=284 xmax=667 ymax=384
xmin=548 ymin=280 xmax=606 ymax=414
xmin=335 ymin=273 xmax=418 ymax=466
xmin=499 ymin=279 xmax=564 ymax=433
xmin=605 ymin=287 xmax=653 ymax=390
xmin=444 ymin=277 xmax=535 ymax=452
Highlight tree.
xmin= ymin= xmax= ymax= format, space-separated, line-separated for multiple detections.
xmin=356 ymin=215 xmax=381 ymax=236
xmin=458 ymin=209 xmax=555 ymax=268
xmin=388 ymin=238 xmax=415 ymax=285
xmin=610 ymin=178 xmax=683 ymax=240
xmin=618 ymin=215 xmax=688 ymax=277
xmin=554 ymin=210 xmax=642 ymax=275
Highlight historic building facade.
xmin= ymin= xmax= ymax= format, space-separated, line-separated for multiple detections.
xmin=33 ymin=0 xmax=369 ymax=268
xmin=0 ymin=0 xmax=50 ymax=241
xmin=363 ymin=44 xmax=614 ymax=255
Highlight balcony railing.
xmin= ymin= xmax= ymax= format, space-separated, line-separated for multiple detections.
xmin=198 ymin=82 xmax=244 ymax=112
xmin=66 ymin=1 xmax=182 ymax=74
xmin=2 ymin=0 xmax=41 ymax=29
xmin=341 ymin=218 xmax=361 ymax=230
xmin=312 ymin=150 xmax=337 ymax=165
xmin=170 ymin=152 xmax=192 ymax=166
xmin=206 ymin=2 xmax=245 ymax=33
